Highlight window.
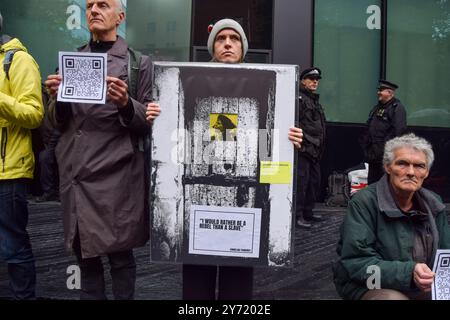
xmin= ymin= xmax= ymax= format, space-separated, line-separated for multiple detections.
xmin=314 ymin=0 xmax=381 ymax=123
xmin=147 ymin=22 xmax=156 ymax=33
xmin=192 ymin=0 xmax=273 ymax=50
xmin=166 ymin=21 xmax=177 ymax=33
xmin=0 ymin=0 xmax=191 ymax=79
xmin=0 ymin=0 xmax=91 ymax=78
xmin=127 ymin=0 xmax=191 ymax=61
xmin=387 ymin=0 xmax=450 ymax=128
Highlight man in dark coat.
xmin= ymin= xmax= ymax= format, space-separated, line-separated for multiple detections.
xmin=364 ymin=79 xmax=407 ymax=184
xmin=295 ymin=67 xmax=326 ymax=229
xmin=45 ymin=0 xmax=160 ymax=299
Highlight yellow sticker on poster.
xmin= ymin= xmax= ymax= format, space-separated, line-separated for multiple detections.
xmin=260 ymin=162 xmax=292 ymax=184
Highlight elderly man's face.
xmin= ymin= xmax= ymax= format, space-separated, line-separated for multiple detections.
xmin=385 ymin=147 xmax=429 ymax=196
xmin=86 ymin=0 xmax=123 ymax=39
xmin=213 ymin=29 xmax=243 ymax=64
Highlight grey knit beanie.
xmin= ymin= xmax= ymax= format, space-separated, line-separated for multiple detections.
xmin=207 ymin=19 xmax=248 ymax=60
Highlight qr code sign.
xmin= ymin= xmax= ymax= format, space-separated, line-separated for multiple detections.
xmin=58 ymin=52 xmax=107 ymax=104
xmin=433 ymin=252 xmax=450 ymax=300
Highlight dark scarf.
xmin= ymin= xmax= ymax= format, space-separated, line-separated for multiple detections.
xmin=89 ymin=38 xmax=116 ymax=53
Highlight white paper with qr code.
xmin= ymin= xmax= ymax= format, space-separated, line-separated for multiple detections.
xmin=432 ymin=249 xmax=450 ymax=300
xmin=189 ymin=205 xmax=262 ymax=258
xmin=57 ymin=51 xmax=107 ymax=104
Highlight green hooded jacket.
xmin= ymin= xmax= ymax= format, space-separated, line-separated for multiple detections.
xmin=333 ymin=175 xmax=450 ymax=300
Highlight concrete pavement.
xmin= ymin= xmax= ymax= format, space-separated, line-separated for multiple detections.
xmin=0 ymin=201 xmax=345 ymax=300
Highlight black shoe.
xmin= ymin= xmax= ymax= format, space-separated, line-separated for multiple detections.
xmin=304 ymin=214 xmax=324 ymax=222
xmin=296 ymin=218 xmax=312 ymax=229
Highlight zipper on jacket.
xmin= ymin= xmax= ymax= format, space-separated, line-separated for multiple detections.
xmin=1 ymin=127 xmax=7 ymax=172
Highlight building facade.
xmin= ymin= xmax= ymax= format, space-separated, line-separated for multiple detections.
xmin=1 ymin=0 xmax=449 ymax=199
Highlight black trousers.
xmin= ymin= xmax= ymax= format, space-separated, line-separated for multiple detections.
xmin=182 ymin=264 xmax=253 ymax=300
xmin=368 ymin=160 xmax=384 ymax=185
xmin=0 ymin=180 xmax=36 ymax=300
xmin=296 ymin=154 xmax=321 ymax=220
xmin=72 ymin=232 xmax=136 ymax=300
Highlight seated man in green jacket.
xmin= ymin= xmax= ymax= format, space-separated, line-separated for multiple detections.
xmin=333 ymin=133 xmax=450 ymax=300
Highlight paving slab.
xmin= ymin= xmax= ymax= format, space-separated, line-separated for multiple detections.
xmin=0 ymin=201 xmax=346 ymax=300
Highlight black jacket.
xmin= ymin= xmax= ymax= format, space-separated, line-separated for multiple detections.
xmin=297 ymin=85 xmax=326 ymax=161
xmin=364 ymin=97 xmax=407 ymax=161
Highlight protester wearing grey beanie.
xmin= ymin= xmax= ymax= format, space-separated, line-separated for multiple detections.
xmin=207 ymin=18 xmax=248 ymax=61
xmin=184 ymin=15 xmax=304 ymax=301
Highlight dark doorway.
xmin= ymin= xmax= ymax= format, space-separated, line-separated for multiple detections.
xmin=191 ymin=0 xmax=273 ymax=62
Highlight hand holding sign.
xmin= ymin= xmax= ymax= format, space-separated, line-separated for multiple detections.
xmin=107 ymin=76 xmax=129 ymax=108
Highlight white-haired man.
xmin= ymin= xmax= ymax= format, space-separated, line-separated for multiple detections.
xmin=45 ymin=0 xmax=160 ymax=299
xmin=334 ymin=133 xmax=450 ymax=300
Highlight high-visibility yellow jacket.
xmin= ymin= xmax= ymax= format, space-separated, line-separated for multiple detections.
xmin=0 ymin=36 xmax=43 ymax=180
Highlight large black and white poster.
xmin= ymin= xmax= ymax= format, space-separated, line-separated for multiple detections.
xmin=150 ymin=62 xmax=298 ymax=267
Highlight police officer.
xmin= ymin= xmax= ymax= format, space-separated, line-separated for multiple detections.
xmin=364 ymin=80 xmax=407 ymax=184
xmin=296 ymin=67 xmax=326 ymax=229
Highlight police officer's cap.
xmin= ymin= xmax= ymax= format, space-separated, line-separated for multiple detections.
xmin=300 ymin=67 xmax=322 ymax=80
xmin=378 ymin=79 xmax=398 ymax=91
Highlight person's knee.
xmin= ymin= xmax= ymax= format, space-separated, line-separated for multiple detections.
xmin=362 ymin=289 xmax=409 ymax=300
xmin=1 ymin=238 xmax=34 ymax=264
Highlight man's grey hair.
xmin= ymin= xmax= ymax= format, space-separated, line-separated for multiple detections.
xmin=383 ymin=133 xmax=434 ymax=168
xmin=115 ymin=0 xmax=124 ymax=13
xmin=86 ymin=0 xmax=123 ymax=13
